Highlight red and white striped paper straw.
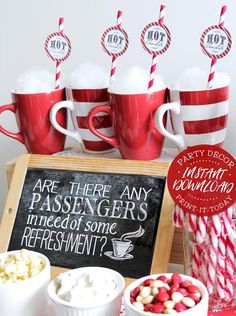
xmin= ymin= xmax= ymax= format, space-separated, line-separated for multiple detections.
xmin=207 ymin=5 xmax=227 ymax=88
xmin=222 ymin=206 xmax=233 ymax=236
xmin=158 ymin=4 xmax=166 ymax=25
xmin=148 ymin=4 xmax=166 ymax=91
xmin=188 ymin=214 xmax=197 ymax=232
xmin=225 ymin=234 xmax=234 ymax=301
xmin=209 ymin=214 xmax=222 ymax=294
xmin=172 ymin=205 xmax=185 ymax=228
xmin=201 ymin=247 xmax=209 ymax=286
xmin=191 ymin=239 xmax=201 ymax=279
xmin=172 ymin=205 xmax=178 ymax=226
xmin=55 ymin=17 xmax=64 ymax=90
xmin=196 ymin=215 xmax=208 ymax=243
xmin=109 ymin=10 xmax=122 ymax=84
xmin=207 ymin=226 xmax=218 ymax=294
xmin=212 ymin=214 xmax=222 ymax=239
xmin=216 ymin=234 xmax=226 ymax=299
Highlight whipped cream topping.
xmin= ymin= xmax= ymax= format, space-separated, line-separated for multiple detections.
xmin=55 ymin=270 xmax=118 ymax=306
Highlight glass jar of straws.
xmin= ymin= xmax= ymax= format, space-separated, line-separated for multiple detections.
xmin=183 ymin=210 xmax=236 ymax=312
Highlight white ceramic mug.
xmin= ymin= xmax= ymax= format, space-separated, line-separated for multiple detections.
xmin=156 ymin=86 xmax=229 ymax=151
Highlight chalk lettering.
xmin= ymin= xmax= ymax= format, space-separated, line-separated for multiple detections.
xmin=33 ymin=179 xmax=60 ymax=193
xmin=119 ymin=186 xmax=152 ymax=201
xmin=28 ymin=196 xmax=148 ymax=221
xmin=21 ymin=227 xmax=106 ymax=256
xmin=84 ymin=221 xmax=117 ymax=235
xmin=69 ymin=182 xmax=111 ymax=198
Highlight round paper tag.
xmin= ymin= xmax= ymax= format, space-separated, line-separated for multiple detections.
xmin=200 ymin=25 xmax=232 ymax=59
xmin=45 ymin=32 xmax=71 ymax=62
xmin=141 ymin=22 xmax=171 ymax=55
xmin=167 ymin=145 xmax=236 ymax=216
xmin=101 ymin=26 xmax=129 ymax=57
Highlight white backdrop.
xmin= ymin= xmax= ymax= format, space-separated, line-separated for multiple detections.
xmin=0 ymin=0 xmax=235 ymax=216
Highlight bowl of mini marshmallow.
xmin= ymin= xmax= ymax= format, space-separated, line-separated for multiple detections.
xmin=47 ymin=266 xmax=125 ymax=316
xmin=123 ymin=273 xmax=209 ymax=316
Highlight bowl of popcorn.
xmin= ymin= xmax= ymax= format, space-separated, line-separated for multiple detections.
xmin=0 ymin=249 xmax=50 ymax=316
xmin=124 ymin=273 xmax=209 ymax=316
xmin=47 ymin=266 xmax=125 ymax=316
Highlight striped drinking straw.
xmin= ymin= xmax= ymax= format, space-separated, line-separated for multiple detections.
xmin=148 ymin=5 xmax=166 ymax=91
xmin=207 ymin=5 xmax=227 ymax=88
xmin=55 ymin=17 xmax=64 ymax=89
xmin=109 ymin=10 xmax=123 ymax=84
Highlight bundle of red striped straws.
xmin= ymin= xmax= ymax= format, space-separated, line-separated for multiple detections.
xmin=173 ymin=204 xmax=236 ymax=303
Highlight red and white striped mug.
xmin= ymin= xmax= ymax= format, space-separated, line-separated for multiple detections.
xmin=156 ymin=86 xmax=229 ymax=150
xmin=50 ymin=88 xmax=114 ymax=153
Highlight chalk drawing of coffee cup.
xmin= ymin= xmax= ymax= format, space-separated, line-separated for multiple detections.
xmin=112 ymin=238 xmax=134 ymax=258
xmin=104 ymin=226 xmax=144 ymax=261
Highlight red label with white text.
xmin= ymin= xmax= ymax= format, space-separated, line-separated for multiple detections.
xmin=167 ymin=145 xmax=236 ymax=216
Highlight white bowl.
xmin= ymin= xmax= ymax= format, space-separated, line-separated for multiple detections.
xmin=0 ymin=250 xmax=50 ymax=316
xmin=124 ymin=273 xmax=209 ymax=316
xmin=47 ymin=266 xmax=125 ymax=316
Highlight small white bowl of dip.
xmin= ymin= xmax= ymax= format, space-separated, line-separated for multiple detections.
xmin=47 ymin=266 xmax=125 ymax=316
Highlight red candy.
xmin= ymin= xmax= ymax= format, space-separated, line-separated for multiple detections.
xmin=169 ymin=283 xmax=179 ymax=294
xmin=180 ymin=281 xmax=192 ymax=288
xmin=157 ymin=275 xmax=168 ymax=283
xmin=158 ymin=286 xmax=168 ymax=293
xmin=175 ymin=302 xmax=188 ymax=312
xmin=130 ymin=274 xmax=202 ymax=314
xmin=143 ymin=278 xmax=154 ymax=286
xmin=151 ymin=303 xmax=164 ymax=313
xmin=130 ymin=297 xmax=136 ymax=304
xmin=155 ymin=292 xmax=170 ymax=303
xmin=130 ymin=286 xmax=140 ymax=298
xmin=177 ymin=288 xmax=189 ymax=297
xmin=188 ymin=294 xmax=201 ymax=303
xmin=187 ymin=285 xmax=201 ymax=293
xmin=144 ymin=303 xmax=154 ymax=311
xmin=171 ymin=273 xmax=182 ymax=284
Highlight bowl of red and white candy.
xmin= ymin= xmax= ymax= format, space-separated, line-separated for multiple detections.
xmin=124 ymin=273 xmax=208 ymax=315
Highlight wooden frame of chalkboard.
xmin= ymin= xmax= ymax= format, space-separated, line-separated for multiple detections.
xmin=0 ymin=154 xmax=174 ymax=282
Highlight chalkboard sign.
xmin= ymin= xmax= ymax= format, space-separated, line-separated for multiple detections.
xmin=0 ymin=154 xmax=174 ymax=280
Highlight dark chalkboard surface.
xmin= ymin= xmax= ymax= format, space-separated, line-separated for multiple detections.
xmin=0 ymin=154 xmax=174 ymax=279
